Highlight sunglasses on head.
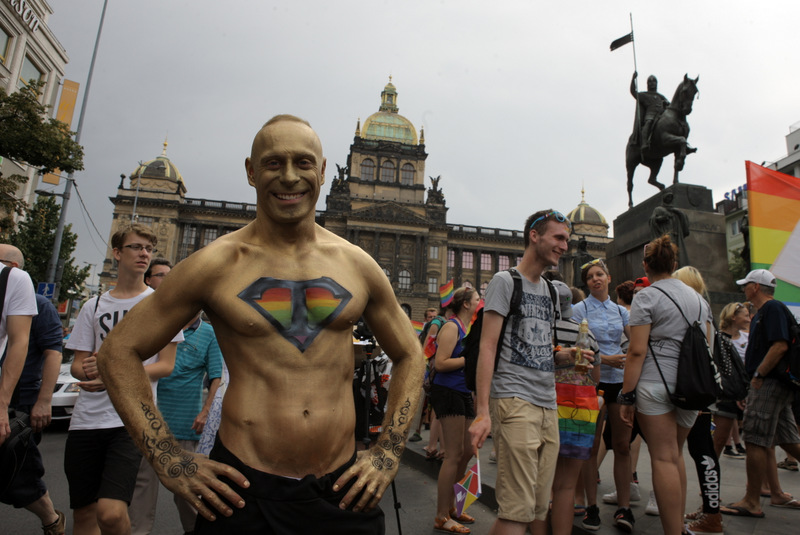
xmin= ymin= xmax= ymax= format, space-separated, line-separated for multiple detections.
xmin=530 ymin=211 xmax=572 ymax=231
xmin=581 ymin=258 xmax=606 ymax=270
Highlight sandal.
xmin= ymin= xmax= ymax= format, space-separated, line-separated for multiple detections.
xmin=450 ymin=508 xmax=475 ymax=524
xmin=425 ymin=448 xmax=438 ymax=460
xmin=434 ymin=516 xmax=470 ymax=534
xmin=778 ymin=458 xmax=799 ymax=471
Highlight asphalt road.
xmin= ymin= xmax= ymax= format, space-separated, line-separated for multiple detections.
xmin=4 ymin=422 xmax=496 ymax=534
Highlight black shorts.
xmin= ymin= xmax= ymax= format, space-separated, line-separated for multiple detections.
xmin=195 ymin=439 xmax=385 ymax=534
xmin=0 ymin=406 xmax=46 ymax=508
xmin=429 ymin=384 xmax=475 ymax=419
xmin=598 ymin=382 xmax=642 ymax=447
xmin=64 ymin=427 xmax=142 ymax=509
xmin=713 ymin=400 xmax=743 ymax=420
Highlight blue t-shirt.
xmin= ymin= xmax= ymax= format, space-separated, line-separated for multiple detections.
xmin=572 ymin=295 xmax=629 ymax=384
xmin=17 ymin=294 xmax=63 ymax=406
xmin=745 ymin=299 xmax=792 ymax=378
xmin=432 ymin=318 xmax=469 ymax=393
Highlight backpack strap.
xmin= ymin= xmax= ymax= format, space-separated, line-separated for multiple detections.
xmin=0 ymin=266 xmax=11 ymax=321
xmin=493 ymin=269 xmax=523 ymax=373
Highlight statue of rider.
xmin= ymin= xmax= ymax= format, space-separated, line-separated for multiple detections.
xmin=631 ymin=71 xmax=669 ymax=152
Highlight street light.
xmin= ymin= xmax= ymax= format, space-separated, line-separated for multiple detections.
xmin=43 ymin=0 xmax=109 ymax=306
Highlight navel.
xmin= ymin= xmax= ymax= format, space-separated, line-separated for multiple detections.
xmin=303 ymin=409 xmax=310 ymax=418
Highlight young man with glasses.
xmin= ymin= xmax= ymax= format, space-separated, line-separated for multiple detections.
xmin=64 ymin=224 xmax=183 ymax=534
xmin=95 ymin=116 xmax=424 ymax=534
xmin=471 ymin=210 xmax=592 ymax=535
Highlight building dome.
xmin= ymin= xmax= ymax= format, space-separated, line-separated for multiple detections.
xmin=568 ymin=189 xmax=607 ymax=227
xmin=130 ymin=140 xmax=185 ymax=186
xmin=361 ymin=78 xmax=418 ymax=145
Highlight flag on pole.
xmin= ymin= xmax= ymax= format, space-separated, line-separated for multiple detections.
xmin=440 ymin=279 xmax=454 ymax=307
xmin=410 ymin=320 xmax=425 ymax=335
xmin=745 ymin=161 xmax=800 ymax=314
xmin=610 ymin=32 xmax=633 ymax=51
xmin=453 ymin=457 xmax=482 ymax=518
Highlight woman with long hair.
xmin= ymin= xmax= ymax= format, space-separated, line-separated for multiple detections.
xmin=672 ymin=266 xmax=723 ymax=535
xmin=620 ymin=236 xmax=713 ymax=535
xmin=572 ymin=259 xmax=633 ymax=532
xmin=430 ymin=286 xmax=481 ymax=534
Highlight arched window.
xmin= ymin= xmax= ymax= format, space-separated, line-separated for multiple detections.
xmin=398 ymin=270 xmax=411 ymax=290
xmin=361 ymin=159 xmax=375 ymax=181
xmin=380 ymin=161 xmax=395 ymax=183
xmin=400 ymin=164 xmax=414 ymax=185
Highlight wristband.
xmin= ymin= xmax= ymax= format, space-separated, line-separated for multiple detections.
xmin=617 ymin=390 xmax=636 ymax=405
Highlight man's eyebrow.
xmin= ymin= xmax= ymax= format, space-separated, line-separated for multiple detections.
xmin=260 ymin=151 xmax=318 ymax=163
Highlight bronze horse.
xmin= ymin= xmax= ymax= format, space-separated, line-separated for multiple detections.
xmin=626 ymin=75 xmax=699 ymax=208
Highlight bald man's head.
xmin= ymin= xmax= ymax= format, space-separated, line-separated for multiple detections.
xmin=0 ymin=244 xmax=24 ymax=269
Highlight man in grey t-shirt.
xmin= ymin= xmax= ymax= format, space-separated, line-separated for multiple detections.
xmin=470 ymin=210 xmax=592 ymax=535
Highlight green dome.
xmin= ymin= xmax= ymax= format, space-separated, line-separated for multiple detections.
xmin=361 ymin=78 xmax=418 ymax=144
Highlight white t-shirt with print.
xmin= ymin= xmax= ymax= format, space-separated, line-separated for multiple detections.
xmin=65 ymin=287 xmax=184 ymax=430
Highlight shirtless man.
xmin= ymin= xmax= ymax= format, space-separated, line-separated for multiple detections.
xmin=98 ymin=115 xmax=425 ymax=534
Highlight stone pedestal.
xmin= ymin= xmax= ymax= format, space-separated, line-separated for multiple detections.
xmin=606 ymin=183 xmax=739 ymax=311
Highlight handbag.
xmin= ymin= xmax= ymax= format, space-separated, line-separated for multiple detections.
xmin=714 ymin=331 xmax=749 ymax=402
xmin=0 ymin=409 xmax=33 ymax=496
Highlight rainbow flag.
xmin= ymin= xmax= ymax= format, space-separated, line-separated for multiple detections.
xmin=453 ymin=457 xmax=481 ymax=518
xmin=440 ymin=279 xmax=454 ymax=307
xmin=745 ymin=161 xmax=800 ymax=313
xmin=410 ymin=320 xmax=424 ymax=335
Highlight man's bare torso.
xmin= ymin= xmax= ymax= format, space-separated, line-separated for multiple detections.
xmin=198 ymin=226 xmax=372 ymax=478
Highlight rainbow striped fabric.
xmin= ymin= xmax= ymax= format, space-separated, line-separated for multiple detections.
xmin=746 ymin=161 xmax=800 ymax=310
xmin=439 ymin=279 xmax=454 ymax=307
xmin=410 ymin=320 xmax=425 ymax=335
xmin=555 ymin=382 xmax=599 ymax=460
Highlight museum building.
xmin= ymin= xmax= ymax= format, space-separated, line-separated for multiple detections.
xmin=99 ymin=80 xmax=609 ymax=319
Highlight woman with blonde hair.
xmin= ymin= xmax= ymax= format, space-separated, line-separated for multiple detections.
xmin=620 ymin=236 xmax=713 ymax=535
xmin=430 ymin=286 xmax=482 ymax=533
xmin=672 ymin=266 xmax=723 ymax=534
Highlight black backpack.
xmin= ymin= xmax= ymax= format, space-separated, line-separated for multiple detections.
xmin=649 ymin=286 xmax=721 ymax=410
xmin=463 ymin=269 xmax=557 ymax=392
xmin=774 ymin=302 xmax=800 ymax=390
xmin=714 ymin=330 xmax=749 ymax=402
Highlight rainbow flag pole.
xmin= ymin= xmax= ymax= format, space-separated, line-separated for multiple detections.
xmin=440 ymin=279 xmax=454 ymax=307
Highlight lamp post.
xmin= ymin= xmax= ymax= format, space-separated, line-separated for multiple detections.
xmin=43 ymin=0 xmax=108 ymax=305
xmin=83 ymin=261 xmax=96 ymax=295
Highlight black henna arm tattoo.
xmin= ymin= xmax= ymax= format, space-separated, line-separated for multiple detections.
xmin=139 ymin=402 xmax=198 ymax=478
xmin=372 ymin=398 xmax=412 ymax=471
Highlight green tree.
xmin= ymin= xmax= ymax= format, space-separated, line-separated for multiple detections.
xmin=8 ymin=196 xmax=89 ymax=302
xmin=728 ymin=248 xmax=749 ymax=282
xmin=0 ymin=81 xmax=84 ymax=233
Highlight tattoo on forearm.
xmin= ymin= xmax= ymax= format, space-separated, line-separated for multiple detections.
xmin=373 ymin=398 xmax=412 ymax=470
xmin=140 ymin=402 xmax=198 ymax=479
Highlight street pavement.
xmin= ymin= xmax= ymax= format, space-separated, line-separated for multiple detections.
xmin=5 ymin=421 xmax=798 ymax=534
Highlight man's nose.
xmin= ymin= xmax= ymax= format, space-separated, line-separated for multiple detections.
xmin=279 ymin=166 xmax=301 ymax=185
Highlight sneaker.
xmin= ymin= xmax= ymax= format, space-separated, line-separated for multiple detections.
xmin=735 ymin=443 xmax=747 ymax=455
xmin=723 ymin=445 xmax=744 ymax=459
xmin=645 ymin=491 xmax=659 ymax=516
xmin=686 ymin=512 xmax=723 ymax=535
xmin=602 ymin=483 xmax=642 ymax=504
xmin=614 ymin=507 xmax=635 ymax=533
xmin=685 ymin=506 xmax=703 ymax=521
xmin=582 ymin=505 xmax=601 ymax=531
xmin=43 ymin=510 xmax=66 ymax=535
xmin=408 ymin=432 xmax=422 ymax=442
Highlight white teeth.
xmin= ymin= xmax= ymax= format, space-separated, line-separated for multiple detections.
xmin=275 ymin=193 xmax=304 ymax=200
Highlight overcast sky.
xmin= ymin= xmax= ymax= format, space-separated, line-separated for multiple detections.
xmin=45 ymin=0 xmax=800 ymax=274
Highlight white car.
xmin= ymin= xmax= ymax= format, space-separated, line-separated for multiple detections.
xmin=52 ymin=362 xmax=80 ymax=420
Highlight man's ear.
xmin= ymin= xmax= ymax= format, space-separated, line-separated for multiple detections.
xmin=319 ymin=158 xmax=326 ymax=186
xmin=245 ymin=157 xmax=255 ymax=187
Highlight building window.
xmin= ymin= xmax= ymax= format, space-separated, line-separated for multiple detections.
xmin=400 ymin=303 xmax=411 ymax=318
xmin=498 ymin=255 xmax=510 ymax=271
xmin=0 ymin=27 xmax=11 ymax=64
xmin=731 ymin=220 xmax=741 ymax=236
xmin=516 ymin=255 xmax=523 ymax=265
xmin=400 ymin=164 xmax=414 ymax=185
xmin=18 ymin=55 xmax=43 ymax=89
xmin=447 ymin=250 xmax=455 ymax=268
xmin=135 ymin=215 xmax=155 ymax=227
xmin=462 ymin=252 xmax=474 ymax=270
xmin=398 ymin=270 xmax=411 ymax=290
xmin=380 ymin=161 xmax=395 ymax=182
xmin=430 ymin=245 xmax=439 ymax=260
xmin=428 ymin=277 xmax=438 ymax=294
xmin=361 ymin=159 xmax=375 ymax=181
xmin=178 ymin=225 xmax=198 ymax=261
xmin=480 ymin=253 xmax=492 ymax=271
xmin=203 ymin=227 xmax=219 ymax=246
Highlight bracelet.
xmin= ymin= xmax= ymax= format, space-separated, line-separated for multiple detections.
xmin=617 ymin=390 xmax=636 ymax=405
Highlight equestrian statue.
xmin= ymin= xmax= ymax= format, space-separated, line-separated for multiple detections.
xmin=626 ymin=72 xmax=699 ymax=208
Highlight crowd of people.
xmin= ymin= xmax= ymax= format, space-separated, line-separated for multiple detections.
xmin=2 ymin=115 xmax=799 ymax=535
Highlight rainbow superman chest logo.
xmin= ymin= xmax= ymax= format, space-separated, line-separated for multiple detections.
xmin=238 ymin=277 xmax=353 ymax=352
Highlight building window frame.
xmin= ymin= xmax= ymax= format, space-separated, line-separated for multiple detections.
xmin=498 ymin=255 xmax=510 ymax=271
xmin=428 ymin=276 xmax=438 ymax=294
xmin=480 ymin=253 xmax=492 ymax=271
xmin=380 ymin=160 xmax=395 ymax=183
xmin=429 ymin=245 xmax=439 ymax=260
xmin=361 ymin=158 xmax=375 ymax=181
xmin=462 ymin=251 xmax=474 ymax=270
xmin=400 ymin=163 xmax=414 ymax=185
xmin=398 ymin=269 xmax=411 ymax=291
